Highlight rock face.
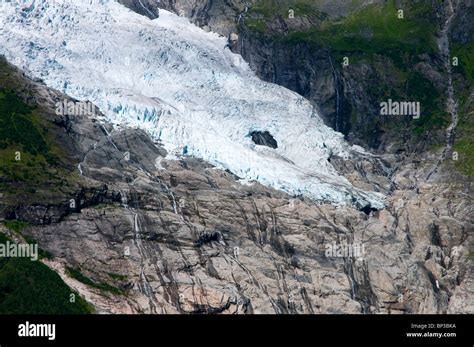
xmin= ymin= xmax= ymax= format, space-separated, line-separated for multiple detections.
xmin=250 ymin=131 xmax=278 ymax=148
xmin=1 ymin=57 xmax=472 ymax=314
xmin=152 ymin=0 xmax=244 ymax=36
xmin=117 ymin=0 xmax=160 ymax=19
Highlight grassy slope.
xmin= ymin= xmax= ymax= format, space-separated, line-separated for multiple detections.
xmin=0 ymin=233 xmax=93 ymax=314
xmin=284 ymin=1 xmax=437 ymax=56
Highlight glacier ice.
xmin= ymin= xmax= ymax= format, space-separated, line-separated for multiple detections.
xmin=0 ymin=0 xmax=385 ymax=209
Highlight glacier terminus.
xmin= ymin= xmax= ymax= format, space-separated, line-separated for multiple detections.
xmin=0 ymin=0 xmax=385 ymax=210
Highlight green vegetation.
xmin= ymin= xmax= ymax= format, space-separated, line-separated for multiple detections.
xmin=0 ymin=58 xmax=82 ymax=199
xmin=248 ymin=0 xmax=327 ymax=23
xmin=242 ymin=0 xmax=327 ymax=33
xmin=452 ymin=100 xmax=474 ymax=177
xmin=451 ymin=41 xmax=474 ymax=177
xmin=0 ymin=90 xmax=63 ymax=184
xmin=1 ymin=220 xmax=30 ymax=234
xmin=107 ymin=272 xmax=128 ymax=281
xmin=0 ymin=91 xmax=51 ymax=158
xmin=406 ymin=72 xmax=447 ymax=135
xmin=244 ymin=18 xmax=267 ymax=32
xmin=290 ymin=2 xmax=328 ymax=20
xmin=452 ymin=42 xmax=474 ymax=83
xmin=0 ymin=233 xmax=93 ymax=313
xmin=66 ymin=266 xmax=124 ymax=295
xmin=284 ymin=1 xmax=437 ymax=61
xmin=92 ymin=203 xmax=116 ymax=210
xmin=247 ymin=0 xmax=438 ymax=57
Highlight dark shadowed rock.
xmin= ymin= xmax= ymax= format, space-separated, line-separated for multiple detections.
xmin=250 ymin=130 xmax=278 ymax=149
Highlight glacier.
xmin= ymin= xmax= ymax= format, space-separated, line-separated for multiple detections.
xmin=0 ymin=0 xmax=385 ymax=209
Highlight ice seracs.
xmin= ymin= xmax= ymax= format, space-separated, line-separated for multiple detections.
xmin=0 ymin=0 xmax=385 ymax=209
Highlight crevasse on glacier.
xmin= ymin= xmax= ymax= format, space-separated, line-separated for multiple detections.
xmin=0 ymin=0 xmax=385 ymax=209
